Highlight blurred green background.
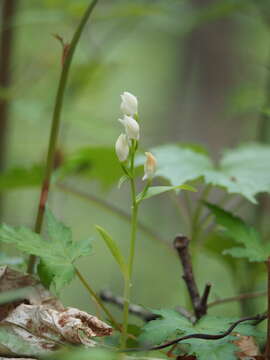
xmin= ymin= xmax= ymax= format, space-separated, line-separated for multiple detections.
xmin=1 ymin=0 xmax=270 ymax=323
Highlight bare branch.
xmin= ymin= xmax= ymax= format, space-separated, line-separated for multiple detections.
xmin=208 ymin=290 xmax=267 ymax=308
xmin=100 ymin=290 xmax=157 ymax=322
xmin=173 ymin=235 xmax=202 ymax=319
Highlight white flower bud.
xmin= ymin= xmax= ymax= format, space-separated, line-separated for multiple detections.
xmin=115 ymin=133 xmax=129 ymax=162
xmin=120 ymin=91 xmax=138 ymax=116
xmin=118 ymin=115 xmax=140 ymax=140
xmin=143 ymin=152 xmax=157 ymax=181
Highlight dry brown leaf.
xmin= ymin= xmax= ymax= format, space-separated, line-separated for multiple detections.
xmin=0 ymin=266 xmax=113 ymax=357
xmin=233 ymin=333 xmax=260 ymax=359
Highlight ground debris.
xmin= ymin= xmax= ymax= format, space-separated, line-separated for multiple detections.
xmin=0 ymin=266 xmax=112 ymax=357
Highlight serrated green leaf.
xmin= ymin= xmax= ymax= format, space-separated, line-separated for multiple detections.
xmin=140 ymin=309 xmax=255 ymax=360
xmin=0 ymin=209 xmax=92 ymax=292
xmin=205 ymin=202 xmax=270 ymax=262
xmin=186 ymin=339 xmax=237 ymax=360
xmin=136 ymin=184 xmax=196 ymax=203
xmin=135 ymin=143 xmax=270 ymax=203
xmin=95 ymin=225 xmax=127 ymax=277
xmin=135 ymin=144 xmax=214 ymax=187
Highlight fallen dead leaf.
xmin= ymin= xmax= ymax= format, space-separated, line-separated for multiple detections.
xmin=0 ymin=266 xmax=113 ymax=358
xmin=233 ymin=333 xmax=260 ymax=359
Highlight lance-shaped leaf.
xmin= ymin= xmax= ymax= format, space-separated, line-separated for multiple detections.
xmin=136 ymin=184 xmax=196 ymax=203
xmin=205 ymin=202 xmax=270 ymax=262
xmin=95 ymin=225 xmax=128 ymax=277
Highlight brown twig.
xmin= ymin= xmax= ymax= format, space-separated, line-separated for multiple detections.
xmin=174 ymin=235 xmax=211 ymax=319
xmin=122 ymin=313 xmax=267 ymax=353
xmin=208 ymin=290 xmax=267 ymax=308
xmin=100 ymin=290 xmax=195 ymax=323
xmin=174 ymin=236 xmax=201 ymax=316
xmin=199 ymin=282 xmax=212 ymax=314
xmin=265 ymin=257 xmax=270 ymax=360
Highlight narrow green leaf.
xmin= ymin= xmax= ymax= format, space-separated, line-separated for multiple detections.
xmin=95 ymin=225 xmax=127 ymax=277
xmin=136 ymin=184 xmax=196 ymax=203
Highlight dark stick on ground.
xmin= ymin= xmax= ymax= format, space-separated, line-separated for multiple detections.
xmin=122 ymin=313 xmax=267 ymax=353
xmin=100 ymin=290 xmax=195 ymax=322
xmin=100 ymin=290 xmax=157 ymax=322
xmin=173 ymin=235 xmax=211 ymax=319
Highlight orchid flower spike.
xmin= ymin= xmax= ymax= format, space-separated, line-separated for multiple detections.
xmin=115 ymin=133 xmax=129 ymax=162
xmin=120 ymin=91 xmax=138 ymax=116
xmin=143 ymin=152 xmax=157 ymax=181
xmin=119 ymin=115 xmax=140 ymax=140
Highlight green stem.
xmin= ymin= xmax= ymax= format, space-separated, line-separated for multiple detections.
xmin=75 ymin=268 xmax=121 ymax=331
xmin=121 ymin=142 xmax=139 ymax=349
xmin=57 ymin=182 xmax=170 ymax=250
xmin=27 ymin=0 xmax=99 ymax=274
xmin=191 ymin=184 xmax=211 ymax=242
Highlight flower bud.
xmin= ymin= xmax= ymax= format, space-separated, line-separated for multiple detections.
xmin=120 ymin=91 xmax=138 ymax=116
xmin=143 ymin=152 xmax=157 ymax=181
xmin=118 ymin=115 xmax=140 ymax=140
xmin=115 ymin=133 xmax=129 ymax=162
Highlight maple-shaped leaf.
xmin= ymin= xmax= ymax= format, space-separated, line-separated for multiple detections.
xmin=0 ymin=208 xmax=92 ymax=292
xmin=139 ymin=309 xmax=255 ymax=360
xmin=205 ymin=203 xmax=270 ymax=262
xmin=135 ymin=143 xmax=270 ymax=203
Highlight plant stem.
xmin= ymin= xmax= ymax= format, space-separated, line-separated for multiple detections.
xmin=191 ymin=184 xmax=211 ymax=242
xmin=57 ymin=182 xmax=170 ymax=250
xmin=208 ymin=290 xmax=267 ymax=308
xmin=265 ymin=257 xmax=270 ymax=360
xmin=27 ymin=0 xmax=99 ymax=274
xmin=121 ymin=142 xmax=139 ymax=349
xmin=75 ymin=268 xmax=121 ymax=331
xmin=0 ymin=0 xmax=17 ymax=222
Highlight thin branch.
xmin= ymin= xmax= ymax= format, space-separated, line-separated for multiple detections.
xmin=100 ymin=290 xmax=157 ymax=322
xmin=100 ymin=290 xmax=194 ymax=323
xmin=57 ymin=182 xmax=171 ymax=250
xmin=173 ymin=235 xmax=201 ymax=319
xmin=122 ymin=313 xmax=267 ymax=353
xmin=199 ymin=282 xmax=212 ymax=314
xmin=27 ymin=0 xmax=100 ymax=273
xmin=208 ymin=290 xmax=267 ymax=308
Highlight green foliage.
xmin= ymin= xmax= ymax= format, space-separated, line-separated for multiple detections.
xmin=0 ymin=208 xmax=92 ymax=292
xmin=95 ymin=225 xmax=128 ymax=277
xmin=0 ymin=327 xmax=47 ymax=357
xmin=139 ymin=309 xmax=255 ymax=360
xmin=206 ymin=203 xmax=270 ymax=262
xmin=59 ymin=147 xmax=124 ymax=189
xmin=0 ymin=165 xmax=43 ymax=191
xmin=136 ymin=184 xmax=196 ymax=202
xmin=136 ymin=143 xmax=270 ymax=203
